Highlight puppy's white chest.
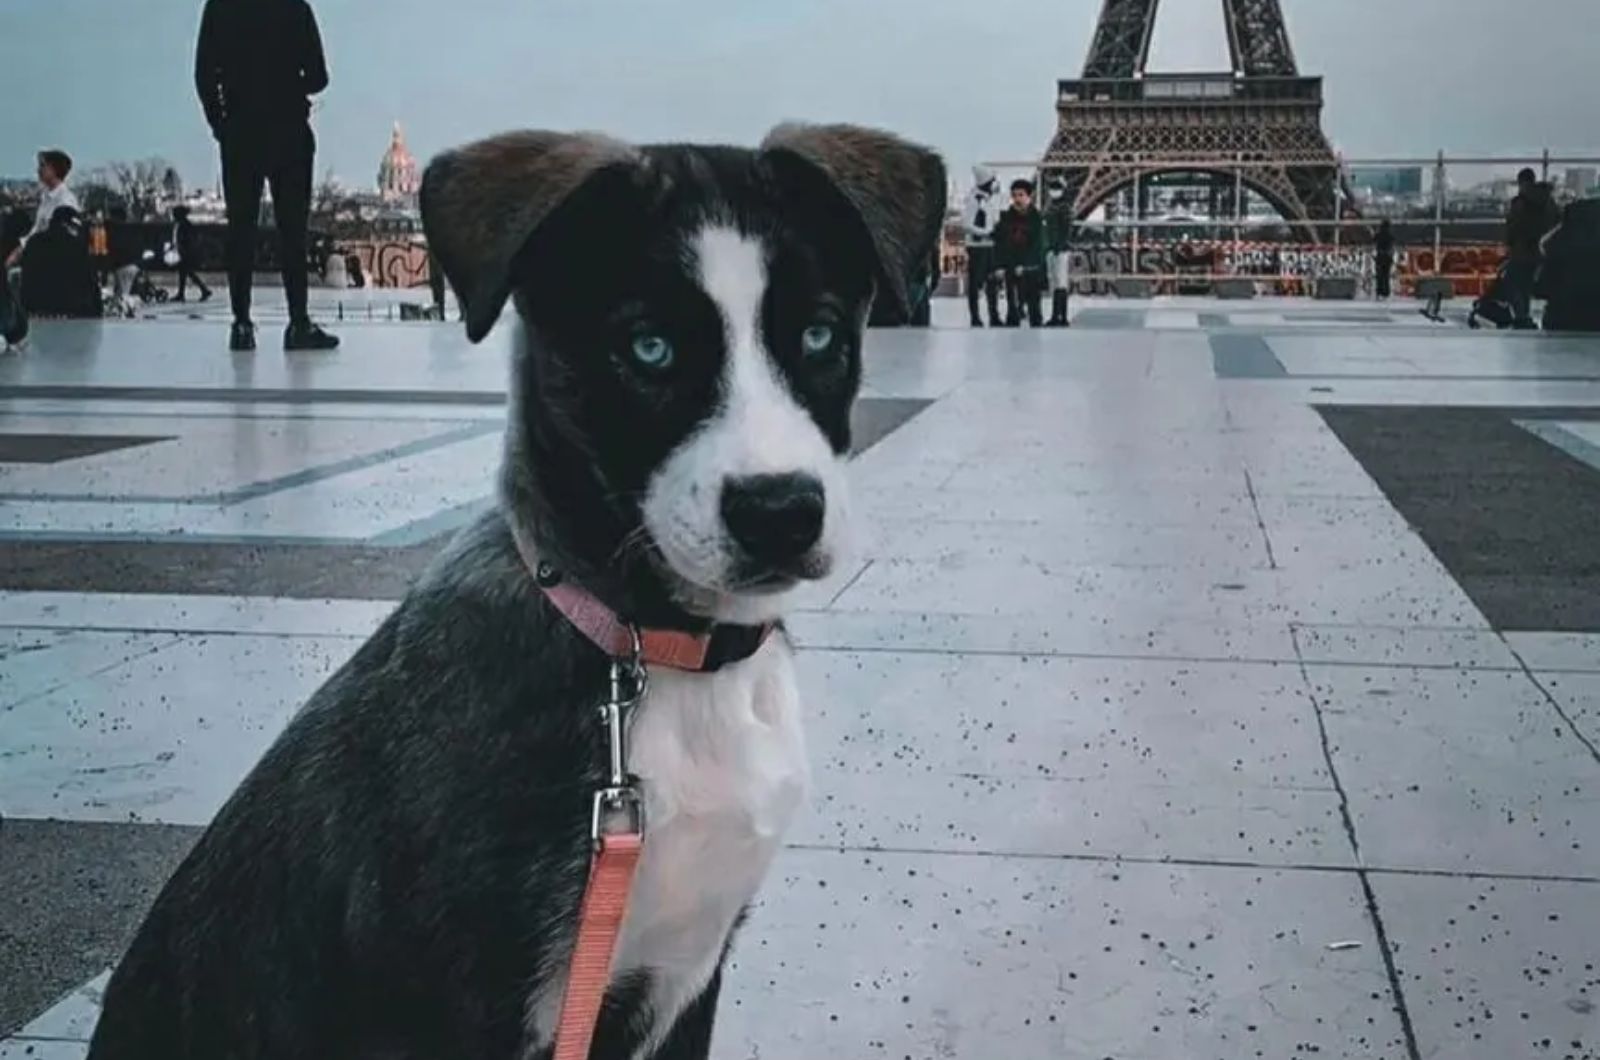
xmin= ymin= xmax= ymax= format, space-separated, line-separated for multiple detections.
xmin=617 ymin=637 xmax=808 ymax=1048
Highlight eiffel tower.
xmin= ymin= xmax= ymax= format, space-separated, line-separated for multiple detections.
xmin=1043 ymin=0 xmax=1346 ymax=236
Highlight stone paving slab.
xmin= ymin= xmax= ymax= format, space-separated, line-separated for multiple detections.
xmin=1373 ymin=874 xmax=1600 ymax=1060
xmin=6 ymin=306 xmax=1600 ymax=1056
xmin=721 ymin=849 xmax=1410 ymax=1060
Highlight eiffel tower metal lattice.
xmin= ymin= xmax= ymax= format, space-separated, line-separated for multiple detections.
xmin=1044 ymin=0 xmax=1346 ymax=233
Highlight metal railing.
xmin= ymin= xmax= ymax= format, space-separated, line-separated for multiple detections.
xmin=964 ymin=151 xmax=1599 ymax=295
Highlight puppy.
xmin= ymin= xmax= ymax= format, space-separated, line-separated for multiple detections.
xmin=87 ymin=124 xmax=945 ymax=1060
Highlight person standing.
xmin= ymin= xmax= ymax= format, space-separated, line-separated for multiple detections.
xmin=196 ymin=0 xmax=338 ymax=352
xmin=1043 ymin=176 xmax=1074 ymax=327
xmin=1373 ymin=220 xmax=1395 ymax=301
xmin=992 ymin=178 xmax=1046 ymax=327
xmin=170 ymin=206 xmax=213 ymax=303
xmin=962 ymin=166 xmax=1003 ymax=327
xmin=1503 ymin=167 xmax=1560 ymax=330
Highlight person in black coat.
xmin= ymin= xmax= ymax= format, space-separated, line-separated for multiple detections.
xmin=170 ymin=206 xmax=212 ymax=303
xmin=196 ymin=0 xmax=338 ymax=351
xmin=1373 ymin=220 xmax=1396 ymax=300
xmin=991 ymin=179 xmax=1046 ymax=327
xmin=1503 ymin=168 xmax=1561 ymax=329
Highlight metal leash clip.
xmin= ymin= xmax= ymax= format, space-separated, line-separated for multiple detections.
xmin=591 ymin=625 xmax=648 ymax=843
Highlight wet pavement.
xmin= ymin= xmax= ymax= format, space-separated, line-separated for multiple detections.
xmin=4 ymin=297 xmax=1600 ymax=1059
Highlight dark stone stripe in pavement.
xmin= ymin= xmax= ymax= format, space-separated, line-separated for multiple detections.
xmin=0 ymin=538 xmax=437 ymax=599
xmin=0 ymin=434 xmax=172 ymax=464
xmin=0 ymin=423 xmax=503 ymax=506
xmin=0 ymin=817 xmax=201 ymax=1036
xmin=1071 ymin=309 xmax=1144 ymax=329
xmin=0 ymin=400 xmax=931 ymax=599
xmin=850 ymin=398 xmax=931 ymax=453
xmin=1211 ymin=333 xmax=1287 ymax=378
xmin=0 ymin=385 xmax=507 ymax=406
xmin=1319 ymin=405 xmax=1600 ymax=632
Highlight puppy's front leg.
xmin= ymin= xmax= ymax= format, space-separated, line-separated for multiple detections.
xmin=646 ymin=967 xmax=724 ymax=1060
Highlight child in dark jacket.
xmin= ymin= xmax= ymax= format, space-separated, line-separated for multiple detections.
xmin=992 ymin=178 xmax=1046 ymax=327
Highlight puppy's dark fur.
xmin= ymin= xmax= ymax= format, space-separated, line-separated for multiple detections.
xmin=87 ymin=124 xmax=944 ymax=1060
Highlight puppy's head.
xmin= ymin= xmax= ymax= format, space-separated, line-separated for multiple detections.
xmin=423 ymin=124 xmax=945 ymax=626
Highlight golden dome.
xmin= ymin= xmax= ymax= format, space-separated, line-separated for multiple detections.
xmin=378 ymin=122 xmax=419 ymax=198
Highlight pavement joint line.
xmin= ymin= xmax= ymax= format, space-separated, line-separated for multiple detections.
xmin=4 ymin=620 xmax=1576 ymax=673
xmin=1289 ymin=623 xmax=1424 ymax=1060
xmin=0 ymin=633 xmax=189 ymax=715
xmin=1240 ymin=467 xmax=1281 ymax=569
xmin=791 ymin=640 xmax=1537 ymax=672
xmin=1505 ymin=639 xmax=1600 ymax=766
xmin=821 ymin=560 xmax=874 ymax=609
xmin=781 ymin=842 xmax=1600 ymax=885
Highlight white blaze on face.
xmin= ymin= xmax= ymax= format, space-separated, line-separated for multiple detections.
xmin=641 ymin=224 xmax=853 ymax=622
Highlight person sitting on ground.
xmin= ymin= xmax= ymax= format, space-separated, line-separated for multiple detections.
xmin=4 ymin=150 xmax=80 ymax=293
xmin=5 ymin=150 xmax=79 ymax=267
xmin=991 ymin=178 xmax=1047 ymax=327
xmin=19 ymin=204 xmax=102 ymax=318
xmin=1504 ymin=167 xmax=1561 ymax=329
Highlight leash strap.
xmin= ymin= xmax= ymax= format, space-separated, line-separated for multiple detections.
xmin=551 ymin=648 xmax=648 ymax=1060
xmin=551 ymin=832 xmax=643 ymax=1060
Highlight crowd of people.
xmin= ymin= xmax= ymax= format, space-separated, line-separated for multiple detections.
xmin=961 ymin=166 xmax=1074 ymax=329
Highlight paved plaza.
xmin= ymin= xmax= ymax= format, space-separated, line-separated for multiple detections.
xmin=5 ymin=297 xmax=1600 ymax=1059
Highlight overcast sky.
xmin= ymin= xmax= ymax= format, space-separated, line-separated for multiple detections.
xmin=3 ymin=0 xmax=1596 ymax=190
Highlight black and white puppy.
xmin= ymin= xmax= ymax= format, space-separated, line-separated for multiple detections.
xmin=88 ymin=124 xmax=945 ymax=1060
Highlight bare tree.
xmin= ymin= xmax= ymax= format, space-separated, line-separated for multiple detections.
xmin=311 ymin=168 xmax=342 ymax=228
xmin=75 ymin=169 xmax=126 ymax=217
xmin=107 ymin=157 xmax=177 ymax=220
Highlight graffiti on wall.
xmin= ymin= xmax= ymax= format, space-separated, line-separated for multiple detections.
xmin=341 ymin=235 xmax=1510 ymax=296
xmin=341 ymin=240 xmax=432 ymax=288
xmin=1059 ymin=237 xmax=1506 ymax=297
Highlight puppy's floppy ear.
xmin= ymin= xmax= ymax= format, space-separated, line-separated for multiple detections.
xmin=421 ymin=131 xmax=640 ymax=342
xmin=760 ymin=123 xmax=947 ymax=315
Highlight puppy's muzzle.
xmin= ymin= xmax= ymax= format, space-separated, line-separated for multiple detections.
xmin=720 ymin=473 xmax=828 ymax=583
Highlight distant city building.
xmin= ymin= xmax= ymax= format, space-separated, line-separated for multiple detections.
xmin=1349 ymin=166 xmax=1424 ymax=198
xmin=1565 ymin=167 xmax=1597 ymax=196
xmin=377 ymin=122 xmax=419 ymax=202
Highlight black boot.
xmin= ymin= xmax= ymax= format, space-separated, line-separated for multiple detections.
xmin=284 ymin=320 xmax=340 ymax=351
xmin=1046 ymin=290 xmax=1069 ymax=327
xmin=229 ymin=320 xmax=256 ymax=352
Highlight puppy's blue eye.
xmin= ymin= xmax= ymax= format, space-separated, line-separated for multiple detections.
xmin=801 ymin=324 xmax=835 ymax=356
xmin=631 ymin=334 xmax=674 ymax=369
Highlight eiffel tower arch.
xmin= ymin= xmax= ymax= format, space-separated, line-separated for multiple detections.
xmin=1043 ymin=0 xmax=1348 ymax=238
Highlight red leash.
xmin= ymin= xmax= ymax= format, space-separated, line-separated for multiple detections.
xmin=551 ymin=632 xmax=648 ymax=1060
xmin=511 ymin=526 xmax=774 ymax=1058
xmin=551 ymin=833 xmax=643 ymax=1060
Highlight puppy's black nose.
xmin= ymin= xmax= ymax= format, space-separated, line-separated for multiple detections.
xmin=721 ymin=473 xmax=825 ymax=567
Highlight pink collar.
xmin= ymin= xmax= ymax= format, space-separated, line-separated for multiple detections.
xmin=513 ymin=528 xmax=774 ymax=672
